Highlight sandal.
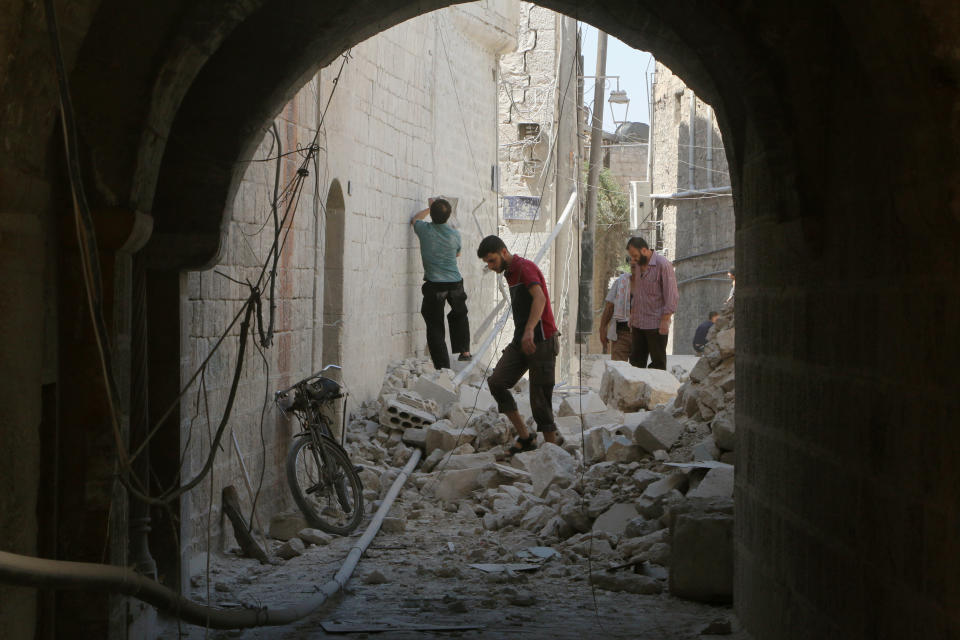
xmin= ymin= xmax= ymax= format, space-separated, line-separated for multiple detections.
xmin=508 ymin=433 xmax=537 ymax=456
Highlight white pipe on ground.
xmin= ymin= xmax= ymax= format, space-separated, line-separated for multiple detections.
xmin=0 ymin=449 xmax=422 ymax=630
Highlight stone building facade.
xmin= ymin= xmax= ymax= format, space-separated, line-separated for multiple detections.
xmin=648 ymin=62 xmax=734 ymax=355
xmin=176 ymin=1 xmax=584 ymax=577
xmin=177 ymin=2 xmax=523 ymax=577
xmin=495 ymin=3 xmax=581 ymax=376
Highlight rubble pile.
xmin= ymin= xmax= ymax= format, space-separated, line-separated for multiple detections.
xmin=674 ymin=301 xmax=736 ymax=464
xmin=323 ymin=310 xmax=739 ymax=603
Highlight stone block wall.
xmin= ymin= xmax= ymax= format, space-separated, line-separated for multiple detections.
xmin=650 ymin=62 xmax=734 ymax=354
xmin=177 ymin=2 xmax=518 ymax=573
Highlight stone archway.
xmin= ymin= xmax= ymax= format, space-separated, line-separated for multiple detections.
xmin=0 ymin=2 xmax=957 ymax=639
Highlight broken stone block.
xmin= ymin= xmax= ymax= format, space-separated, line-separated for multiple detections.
xmin=631 ymin=469 xmax=662 ymax=492
xmin=618 ymin=528 xmax=670 ymax=559
xmin=604 ymin=436 xmax=645 ymax=463
xmin=401 ymin=427 xmax=427 ymax=449
xmin=571 ymin=537 xmax=614 ymax=557
xmin=519 ymin=504 xmax=553 ymax=531
xmin=600 ymin=361 xmax=681 ymax=412
xmin=276 ymin=537 xmax=305 ymax=559
xmin=560 ymin=499 xmax=591 ymax=534
xmin=391 ymin=443 xmax=414 ymax=466
xmin=442 ymin=452 xmax=497 ymax=470
xmin=435 ymin=467 xmax=487 ymax=502
xmin=557 ymin=391 xmax=608 ymax=417
xmin=686 ymin=466 xmax=734 ymax=499
xmin=380 ymin=393 xmax=437 ymax=430
xmin=711 ymin=410 xmax=736 ymax=451
xmin=381 ymin=516 xmax=407 ymax=534
xmin=688 ymin=357 xmax=713 ymax=384
xmin=420 ymin=448 xmax=445 ymax=472
xmin=697 ymin=384 xmax=725 ymax=414
xmin=669 ymin=512 xmax=734 ymax=603
xmin=590 ymin=571 xmax=663 ymax=595
xmin=425 ymin=420 xmax=475 ymax=455
xmin=583 ymin=409 xmax=625 ymax=430
xmin=539 ymin=515 xmax=573 ymax=540
xmin=653 ymin=449 xmax=669 ymax=462
xmin=583 ymin=425 xmax=615 ymax=464
xmin=363 ymin=569 xmax=389 ymax=585
xmin=637 ymin=541 xmax=671 ymax=566
xmin=459 ymin=385 xmax=498 ymax=413
xmin=413 ymin=374 xmax=459 ymax=410
xmin=528 ymin=443 xmax=577 ymax=497
xmin=632 ymin=410 xmax=685 ymax=453
xmin=298 ymin=528 xmax=332 ymax=546
xmin=269 ymin=511 xmax=308 ymax=541
xmin=715 ymin=328 xmax=735 ymax=359
xmin=587 ymin=489 xmax=615 ymax=518
xmin=642 ymin=473 xmax=689 ymax=500
xmin=554 ymin=415 xmax=583 ymax=441
xmin=692 ymin=436 xmax=720 ymax=462
xmin=592 ymin=503 xmax=639 ymax=536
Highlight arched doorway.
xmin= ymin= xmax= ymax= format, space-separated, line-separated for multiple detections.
xmin=319 ymin=180 xmax=346 ymax=376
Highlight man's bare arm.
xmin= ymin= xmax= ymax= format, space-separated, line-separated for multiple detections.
xmin=410 ymin=208 xmax=430 ymax=227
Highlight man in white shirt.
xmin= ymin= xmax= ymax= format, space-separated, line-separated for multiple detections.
xmin=598 ymin=271 xmax=633 ymax=361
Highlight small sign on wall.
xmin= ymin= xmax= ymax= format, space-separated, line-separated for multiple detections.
xmin=503 ymin=195 xmax=541 ymax=221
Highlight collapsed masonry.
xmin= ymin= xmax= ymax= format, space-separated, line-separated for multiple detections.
xmin=266 ymin=301 xmax=736 ymax=603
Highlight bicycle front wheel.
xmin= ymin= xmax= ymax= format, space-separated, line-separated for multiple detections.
xmin=286 ymin=435 xmax=364 ymax=535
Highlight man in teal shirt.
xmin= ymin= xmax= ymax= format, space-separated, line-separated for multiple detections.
xmin=411 ymin=198 xmax=471 ymax=370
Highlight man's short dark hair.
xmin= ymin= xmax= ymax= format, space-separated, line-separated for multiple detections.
xmin=626 ymin=237 xmax=649 ymax=251
xmin=477 ymin=235 xmax=507 ymax=258
xmin=430 ymin=199 xmax=452 ymax=224
xmin=709 ymin=311 xmax=719 ymax=320
xmin=728 ymin=268 xmax=736 ymax=277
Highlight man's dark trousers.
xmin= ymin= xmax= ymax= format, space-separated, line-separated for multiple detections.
xmin=629 ymin=328 xmax=668 ymax=370
xmin=421 ymin=280 xmax=469 ymax=370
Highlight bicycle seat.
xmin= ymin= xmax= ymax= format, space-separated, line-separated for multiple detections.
xmin=306 ymin=376 xmax=342 ymax=403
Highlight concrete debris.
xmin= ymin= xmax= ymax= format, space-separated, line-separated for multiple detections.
xmin=711 ymin=409 xmax=736 ymax=451
xmin=591 ymin=503 xmax=639 ymax=536
xmin=669 ymin=511 xmax=734 ymax=603
xmin=590 ymin=571 xmax=663 ymax=595
xmin=276 ymin=537 xmax=305 ymax=560
xmin=381 ymin=392 xmax=437 ymax=430
xmin=363 ymin=569 xmax=389 ymax=584
xmin=297 ymin=528 xmax=333 ymax=546
xmin=425 ymin=419 xmax=475 ymax=454
xmin=686 ymin=466 xmax=734 ymax=500
xmin=557 ymin=391 xmax=608 ymax=416
xmin=527 ymin=443 xmax=577 ymax=497
xmin=599 ymin=361 xmax=681 ymax=412
xmin=632 ymin=410 xmax=685 ymax=453
xmin=692 ymin=436 xmax=720 ymax=462
xmin=269 ymin=511 xmax=308 ymax=541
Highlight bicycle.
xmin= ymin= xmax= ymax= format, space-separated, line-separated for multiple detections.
xmin=275 ymin=364 xmax=365 ymax=535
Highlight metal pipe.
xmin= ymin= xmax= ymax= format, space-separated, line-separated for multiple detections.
xmin=577 ymin=30 xmax=607 ymax=344
xmin=678 ymin=270 xmax=731 ymax=285
xmin=687 ymin=90 xmax=695 ymax=190
xmin=0 ymin=449 xmax=422 ymax=630
xmin=454 ymin=191 xmax=577 ymax=388
xmin=650 ymin=186 xmax=732 ymax=200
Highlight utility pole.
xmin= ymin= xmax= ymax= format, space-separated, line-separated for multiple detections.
xmin=576 ymin=30 xmax=607 ymax=344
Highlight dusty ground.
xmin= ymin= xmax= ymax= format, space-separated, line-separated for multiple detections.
xmin=165 ymin=497 xmax=748 ymax=640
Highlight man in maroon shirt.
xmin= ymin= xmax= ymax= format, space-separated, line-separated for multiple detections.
xmin=476 ymin=236 xmax=561 ymax=454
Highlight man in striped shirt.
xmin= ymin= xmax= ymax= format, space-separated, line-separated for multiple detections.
xmin=626 ymin=237 xmax=679 ymax=370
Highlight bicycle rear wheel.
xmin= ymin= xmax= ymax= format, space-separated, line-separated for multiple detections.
xmin=286 ymin=435 xmax=364 ymax=535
